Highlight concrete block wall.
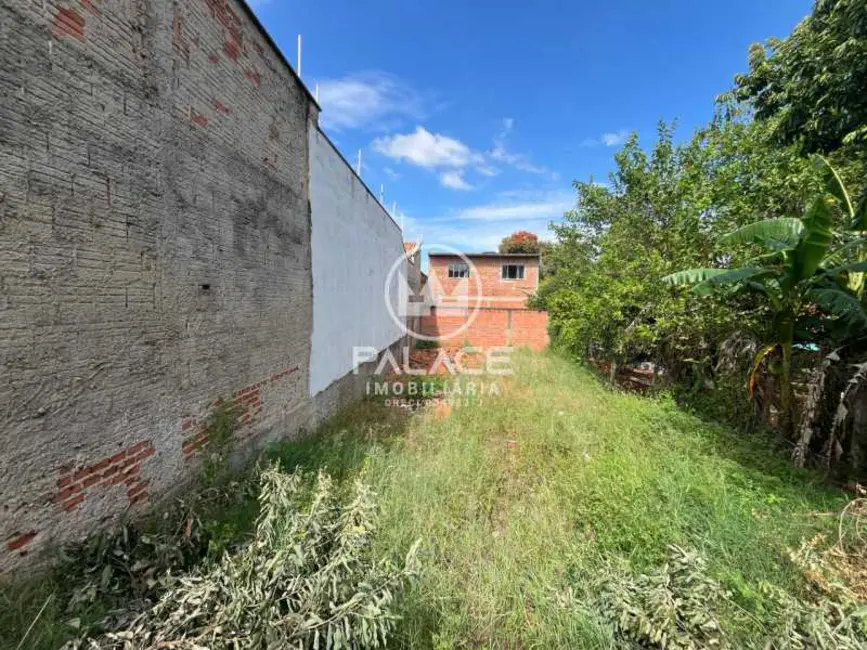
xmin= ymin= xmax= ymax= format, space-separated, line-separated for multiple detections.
xmin=0 ymin=0 xmax=320 ymax=573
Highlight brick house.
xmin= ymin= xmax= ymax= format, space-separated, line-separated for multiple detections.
xmin=427 ymin=252 xmax=540 ymax=309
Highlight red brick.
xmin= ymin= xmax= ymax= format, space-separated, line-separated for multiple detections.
xmin=428 ymin=255 xmax=539 ymax=310
xmin=108 ymin=472 xmax=128 ymax=486
xmin=126 ymin=441 xmax=149 ymax=456
xmin=82 ymin=474 xmax=101 ymax=488
xmin=223 ymin=40 xmax=239 ymax=60
xmin=72 ymin=465 xmax=96 ymax=482
xmin=109 ymin=450 xmax=127 ymax=464
xmin=6 ymin=531 xmax=38 ymax=552
xmin=90 ymin=458 xmax=111 ymax=473
xmin=53 ymin=484 xmax=82 ymax=503
xmin=190 ymin=107 xmax=209 ymax=127
xmin=52 ymin=7 xmax=85 ymax=41
xmin=62 ymin=494 xmax=85 ymax=511
xmin=127 ymin=481 xmax=148 ymax=499
xmin=122 ymin=463 xmax=141 ymax=477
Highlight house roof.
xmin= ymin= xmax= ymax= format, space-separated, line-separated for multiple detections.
xmin=428 ymin=252 xmax=539 ymax=258
xmin=404 ymin=242 xmax=421 ymax=262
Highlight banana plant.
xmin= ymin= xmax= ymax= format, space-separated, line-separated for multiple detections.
xmin=663 ymin=157 xmax=867 ymax=437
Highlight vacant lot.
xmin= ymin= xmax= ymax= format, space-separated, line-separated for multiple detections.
xmin=5 ymin=350 xmax=862 ymax=649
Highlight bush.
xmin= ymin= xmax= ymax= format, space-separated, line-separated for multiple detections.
xmin=577 ymin=544 xmax=867 ymax=650
xmin=594 ymin=545 xmax=732 ymax=649
xmin=67 ymin=467 xmax=421 ymax=650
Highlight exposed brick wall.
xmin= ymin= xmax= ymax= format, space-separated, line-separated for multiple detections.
xmin=181 ymin=365 xmax=299 ymax=458
xmin=0 ymin=0 xmax=317 ymax=573
xmin=420 ymin=308 xmax=549 ymax=350
xmin=428 ymin=255 xmax=539 ymax=309
xmin=53 ymin=441 xmax=157 ymax=511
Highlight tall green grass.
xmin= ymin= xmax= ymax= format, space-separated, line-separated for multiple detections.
xmin=3 ymin=350 xmax=849 ymax=648
xmin=272 ymin=350 xmax=847 ymax=647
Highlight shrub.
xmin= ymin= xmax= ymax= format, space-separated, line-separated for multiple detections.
xmin=594 ymin=545 xmax=732 ymax=649
xmin=68 ymin=467 xmax=421 ymax=650
xmin=580 ymin=544 xmax=867 ymax=650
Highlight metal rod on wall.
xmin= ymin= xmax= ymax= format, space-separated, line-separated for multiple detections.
xmin=297 ymin=35 xmax=302 ymax=77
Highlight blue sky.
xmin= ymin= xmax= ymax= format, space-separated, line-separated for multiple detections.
xmin=251 ymin=0 xmax=811 ymax=252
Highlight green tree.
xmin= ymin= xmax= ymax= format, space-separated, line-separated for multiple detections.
xmin=538 ymin=118 xmax=820 ymax=378
xmin=664 ymin=158 xmax=867 ymax=437
xmin=733 ymin=0 xmax=867 ymax=155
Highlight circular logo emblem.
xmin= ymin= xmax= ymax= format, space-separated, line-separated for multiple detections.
xmin=384 ymin=243 xmax=483 ymax=343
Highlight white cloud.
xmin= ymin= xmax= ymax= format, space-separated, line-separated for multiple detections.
xmin=439 ymin=171 xmax=474 ymax=191
xmin=402 ymin=211 xmax=558 ymax=253
xmin=371 ymin=118 xmax=556 ymax=189
xmin=373 ymin=127 xmax=478 ymax=169
xmin=317 ymin=72 xmax=423 ymax=131
xmin=488 ymin=118 xmax=550 ymax=176
xmin=582 ymin=129 xmax=632 ymax=148
xmin=602 ymin=130 xmax=630 ymax=146
xmin=455 ymin=194 xmax=573 ymax=222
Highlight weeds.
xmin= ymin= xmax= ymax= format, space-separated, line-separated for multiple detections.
xmin=201 ymin=399 xmax=242 ymax=485
xmin=66 ymin=467 xmax=420 ymax=650
xmin=577 ymin=544 xmax=867 ymax=649
xmin=3 ymin=351 xmax=862 ymax=649
xmin=588 ymin=545 xmax=732 ymax=649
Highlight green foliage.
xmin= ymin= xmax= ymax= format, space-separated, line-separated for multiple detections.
xmin=4 ymin=353 xmax=859 ymax=650
xmin=586 ymin=544 xmax=867 ymax=650
xmin=720 ymin=218 xmax=805 ymax=248
xmin=757 ymin=582 xmax=867 ymax=649
xmin=0 ymin=474 xmax=260 ymax=650
xmin=68 ymin=467 xmax=421 ymax=650
xmin=201 ymin=399 xmax=242 ymax=485
xmin=733 ymin=0 xmax=867 ymax=155
xmin=664 ymin=159 xmax=867 ymax=435
xmin=592 ymin=546 xmax=732 ymax=649
xmin=538 ymin=118 xmax=820 ymax=376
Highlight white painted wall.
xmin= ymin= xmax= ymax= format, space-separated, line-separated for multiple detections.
xmin=308 ymin=127 xmax=406 ymax=396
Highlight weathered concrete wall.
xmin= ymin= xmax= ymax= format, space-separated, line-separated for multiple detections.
xmin=0 ymin=0 xmax=317 ymax=572
xmin=308 ymin=128 xmax=406 ymax=396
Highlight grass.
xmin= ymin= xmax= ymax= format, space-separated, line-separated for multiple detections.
xmin=2 ymin=349 xmax=852 ymax=649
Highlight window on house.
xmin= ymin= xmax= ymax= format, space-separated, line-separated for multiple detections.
xmin=448 ymin=263 xmax=470 ymax=278
xmin=501 ymin=264 xmax=525 ymax=280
